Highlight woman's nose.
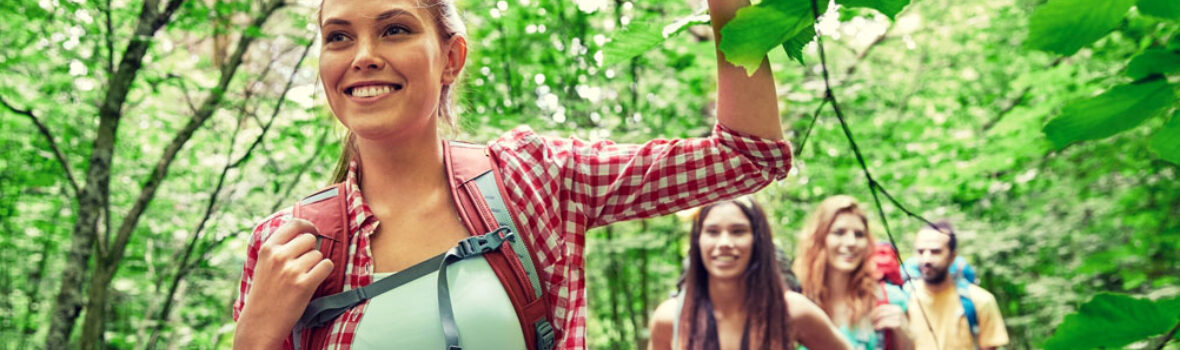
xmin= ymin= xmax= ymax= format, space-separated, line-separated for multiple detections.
xmin=352 ymin=39 xmax=385 ymax=71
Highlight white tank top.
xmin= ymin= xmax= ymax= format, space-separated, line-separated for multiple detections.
xmin=352 ymin=256 xmax=526 ymax=349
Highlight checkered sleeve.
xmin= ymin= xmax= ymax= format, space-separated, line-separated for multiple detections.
xmin=494 ymin=123 xmax=791 ymax=229
xmin=233 ymin=209 xmax=293 ymax=322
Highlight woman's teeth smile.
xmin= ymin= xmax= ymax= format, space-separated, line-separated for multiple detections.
xmin=346 ymin=84 xmax=402 ymax=98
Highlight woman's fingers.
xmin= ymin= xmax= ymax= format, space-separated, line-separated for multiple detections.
xmin=301 ymin=257 xmax=335 ymax=287
xmin=265 ymin=219 xmax=318 ymax=246
xmin=872 ymin=304 xmax=905 ymax=330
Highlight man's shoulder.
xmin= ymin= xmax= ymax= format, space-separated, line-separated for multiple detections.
xmin=966 ymin=283 xmax=999 ymax=305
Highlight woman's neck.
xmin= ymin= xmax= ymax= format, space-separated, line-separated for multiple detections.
xmin=707 ymin=277 xmax=747 ymax=321
xmin=827 ymin=270 xmax=852 ymax=325
xmin=355 ymin=130 xmax=448 ymax=213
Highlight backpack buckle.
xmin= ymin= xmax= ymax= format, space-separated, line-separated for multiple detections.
xmin=454 ymin=226 xmax=515 ymax=258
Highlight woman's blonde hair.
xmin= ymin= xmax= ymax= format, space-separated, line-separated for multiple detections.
xmin=792 ymin=195 xmax=879 ymax=325
xmin=326 ymin=0 xmax=468 ymax=183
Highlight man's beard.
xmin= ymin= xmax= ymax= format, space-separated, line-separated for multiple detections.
xmin=921 ymin=265 xmax=949 ymax=285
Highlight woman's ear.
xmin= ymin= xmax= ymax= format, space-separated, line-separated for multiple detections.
xmin=441 ymin=35 xmax=468 ymax=85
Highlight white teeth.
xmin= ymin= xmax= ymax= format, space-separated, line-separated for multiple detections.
xmin=715 ymin=256 xmax=737 ymax=262
xmin=351 ymin=85 xmax=393 ymax=97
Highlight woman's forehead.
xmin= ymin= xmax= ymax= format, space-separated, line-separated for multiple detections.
xmin=320 ymin=0 xmax=428 ymax=25
xmin=703 ymin=203 xmax=749 ymax=224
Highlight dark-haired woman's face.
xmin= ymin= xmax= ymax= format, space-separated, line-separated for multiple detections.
xmin=699 ymin=203 xmax=755 ymax=282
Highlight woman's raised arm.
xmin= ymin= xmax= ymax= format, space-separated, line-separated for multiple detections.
xmin=708 ymin=0 xmax=783 ymax=141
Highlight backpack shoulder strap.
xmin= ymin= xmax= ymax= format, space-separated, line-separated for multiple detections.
xmin=444 ymin=140 xmax=555 ymax=350
xmin=290 ymin=183 xmax=351 ymax=350
xmin=956 ymin=278 xmax=981 ymax=349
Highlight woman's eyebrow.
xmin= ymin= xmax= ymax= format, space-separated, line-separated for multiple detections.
xmin=322 ymin=9 xmax=416 ymax=27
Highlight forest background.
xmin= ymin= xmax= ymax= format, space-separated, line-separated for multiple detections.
xmin=1 ymin=0 xmax=1178 ymax=348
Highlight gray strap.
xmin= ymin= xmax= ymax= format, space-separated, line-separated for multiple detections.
xmin=472 ymin=170 xmax=555 ymax=350
xmin=471 ymin=171 xmax=544 ymax=299
xmin=439 ymin=227 xmax=516 ymax=350
xmin=296 ymin=253 xmax=445 ymax=331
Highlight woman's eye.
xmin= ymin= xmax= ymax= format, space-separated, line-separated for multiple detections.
xmin=383 ymin=25 xmax=410 ymax=36
xmin=325 ymin=32 xmax=349 ymax=43
xmin=854 ymin=230 xmax=865 ymax=238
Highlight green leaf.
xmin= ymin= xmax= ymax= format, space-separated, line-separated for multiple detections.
xmin=1043 ymin=78 xmax=1175 ymax=149
xmin=244 ymin=25 xmax=269 ymax=39
xmin=836 ymin=0 xmax=911 ymax=19
xmin=601 ymin=12 xmax=709 ymax=67
xmin=1126 ymin=49 xmax=1180 ymax=79
xmin=1026 ymin=0 xmax=1136 ymax=56
xmin=782 ymin=26 xmax=816 ymax=65
xmin=1149 ymin=110 xmax=1180 ymax=164
xmin=1043 ymin=293 xmax=1180 ymax=350
xmin=601 ymin=22 xmax=664 ymax=67
xmin=1138 ymin=0 xmax=1180 ymax=19
xmin=720 ymin=0 xmax=820 ymax=75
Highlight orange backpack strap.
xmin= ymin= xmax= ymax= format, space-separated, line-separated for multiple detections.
xmin=289 ymin=183 xmax=350 ymax=350
xmin=444 ymin=141 xmax=555 ymax=350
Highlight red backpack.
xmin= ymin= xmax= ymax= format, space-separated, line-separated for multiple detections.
xmin=285 ymin=141 xmax=555 ymax=350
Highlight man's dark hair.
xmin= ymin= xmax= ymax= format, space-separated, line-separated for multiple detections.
xmin=927 ymin=220 xmax=957 ymax=252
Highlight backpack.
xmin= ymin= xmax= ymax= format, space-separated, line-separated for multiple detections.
xmin=902 ymin=256 xmax=980 ymax=349
xmin=285 ymin=141 xmax=556 ymax=350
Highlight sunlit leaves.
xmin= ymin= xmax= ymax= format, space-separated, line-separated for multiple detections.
xmin=836 ymin=0 xmax=910 ymax=19
xmin=1043 ymin=78 xmax=1175 ymax=150
xmin=781 ymin=26 xmax=815 ymax=64
xmin=719 ymin=0 xmax=821 ymax=75
xmin=1126 ymin=49 xmax=1180 ymax=79
xmin=1150 ymin=111 xmax=1180 ymax=164
xmin=601 ymin=12 xmax=709 ymax=67
xmin=1138 ymin=0 xmax=1180 ymax=20
xmin=1026 ymin=0 xmax=1137 ymax=56
xmin=1042 ymin=293 xmax=1180 ymax=350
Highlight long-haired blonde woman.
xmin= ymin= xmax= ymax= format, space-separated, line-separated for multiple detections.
xmin=794 ymin=196 xmax=912 ymax=350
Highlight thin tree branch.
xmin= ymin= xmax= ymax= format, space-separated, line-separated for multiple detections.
xmin=103 ymin=0 xmax=116 ymax=75
xmin=1150 ymin=318 xmax=1180 ymax=350
xmin=105 ymin=0 xmax=287 ymax=268
xmin=981 ymin=57 xmax=1065 ymax=132
xmin=143 ymin=33 xmax=309 ymax=349
xmin=0 ymin=96 xmax=80 ymax=195
xmin=793 ymin=98 xmax=828 ymax=157
xmin=271 ymin=126 xmax=331 ymax=213
xmin=804 ymin=0 xmax=939 ymax=345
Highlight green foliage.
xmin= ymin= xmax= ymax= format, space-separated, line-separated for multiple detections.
xmin=1026 ymin=0 xmax=1138 ymax=56
xmin=836 ymin=0 xmax=909 ymax=19
xmin=2 ymin=0 xmax=1179 ymax=349
xmin=1139 ymin=0 xmax=1180 ymax=20
xmin=719 ymin=0 xmax=822 ymax=74
xmin=601 ymin=12 xmax=709 ymax=67
xmin=1042 ymin=293 xmax=1180 ymax=350
xmin=1043 ymin=78 xmax=1176 ymax=150
xmin=1126 ymin=48 xmax=1180 ymax=79
xmin=1150 ymin=111 xmax=1180 ymax=164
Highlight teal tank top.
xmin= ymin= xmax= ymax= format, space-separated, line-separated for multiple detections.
xmin=352 ymin=256 xmax=526 ymax=349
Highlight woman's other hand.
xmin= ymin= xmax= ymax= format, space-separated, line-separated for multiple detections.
xmin=234 ymin=219 xmax=335 ymax=349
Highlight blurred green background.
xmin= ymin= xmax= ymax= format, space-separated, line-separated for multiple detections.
xmin=1 ymin=0 xmax=1178 ymax=348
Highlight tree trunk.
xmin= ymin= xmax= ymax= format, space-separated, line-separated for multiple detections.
xmin=44 ymin=0 xmax=188 ymax=347
xmin=75 ymin=1 xmax=284 ymax=346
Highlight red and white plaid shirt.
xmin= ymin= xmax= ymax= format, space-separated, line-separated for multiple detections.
xmin=234 ymin=123 xmax=792 ymax=349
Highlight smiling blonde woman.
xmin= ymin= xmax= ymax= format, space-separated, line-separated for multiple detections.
xmin=231 ymin=0 xmax=795 ymax=349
